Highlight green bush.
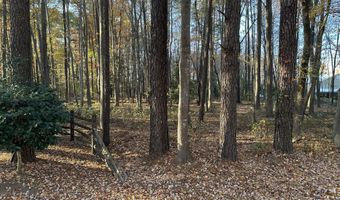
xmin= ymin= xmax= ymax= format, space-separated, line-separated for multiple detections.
xmin=0 ymin=81 xmax=69 ymax=153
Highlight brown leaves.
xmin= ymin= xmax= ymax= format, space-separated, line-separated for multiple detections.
xmin=0 ymin=103 xmax=339 ymax=199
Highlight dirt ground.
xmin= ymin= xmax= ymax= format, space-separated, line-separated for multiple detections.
xmin=0 ymin=102 xmax=339 ymax=199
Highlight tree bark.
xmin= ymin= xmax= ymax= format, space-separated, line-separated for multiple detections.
xmin=62 ymin=0 xmax=69 ymax=102
xmin=79 ymin=1 xmax=84 ymax=106
xmin=2 ymin=0 xmax=8 ymax=79
xmin=219 ymin=0 xmax=241 ymax=161
xmin=254 ymin=0 xmax=262 ymax=109
xmin=83 ymin=0 xmax=91 ymax=107
xmin=198 ymin=0 xmax=213 ymax=122
xmin=40 ymin=0 xmax=49 ymax=86
xmin=149 ymin=0 xmax=169 ymax=157
xmin=265 ymin=0 xmax=274 ymax=117
xmin=10 ymin=0 xmax=36 ymax=162
xmin=330 ymin=29 xmax=339 ymax=104
xmin=177 ymin=0 xmax=192 ymax=163
xmin=297 ymin=0 xmax=312 ymax=114
xmin=274 ymin=0 xmax=298 ymax=154
xmin=99 ymin=0 xmax=111 ymax=146
xmin=308 ymin=0 xmax=330 ymax=114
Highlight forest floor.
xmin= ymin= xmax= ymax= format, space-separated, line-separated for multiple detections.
xmin=0 ymin=102 xmax=339 ymax=199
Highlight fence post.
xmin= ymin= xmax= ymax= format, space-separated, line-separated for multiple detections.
xmin=91 ymin=114 xmax=97 ymax=154
xmin=70 ymin=110 xmax=75 ymax=141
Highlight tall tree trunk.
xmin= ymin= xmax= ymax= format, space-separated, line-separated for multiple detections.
xmin=207 ymin=32 xmax=214 ymax=111
xmin=31 ymin=22 xmax=41 ymax=83
xmin=198 ymin=0 xmax=213 ymax=122
xmin=10 ymin=0 xmax=36 ymax=162
xmin=2 ymin=0 xmax=8 ymax=79
xmin=141 ymin=0 xmax=150 ymax=95
xmin=177 ymin=0 xmax=192 ymax=163
xmin=79 ymin=1 xmax=84 ymax=106
xmin=136 ymin=13 xmax=143 ymax=110
xmin=62 ymin=0 xmax=69 ymax=102
xmin=100 ymin=0 xmax=111 ymax=146
xmin=246 ymin=0 xmax=251 ymax=101
xmin=308 ymin=0 xmax=330 ymax=114
xmin=47 ymin=9 xmax=57 ymax=89
xmin=297 ymin=0 xmax=312 ymax=113
xmin=114 ymin=8 xmax=122 ymax=107
xmin=149 ymin=0 xmax=169 ymax=157
xmin=40 ymin=0 xmax=49 ymax=86
xmin=66 ymin=0 xmax=77 ymax=104
xmin=265 ymin=0 xmax=274 ymax=117
xmin=254 ymin=0 xmax=262 ymax=109
xmin=274 ymin=0 xmax=298 ymax=154
xmin=83 ymin=0 xmax=91 ymax=107
xmin=329 ymin=29 xmax=339 ymax=104
xmin=219 ymin=0 xmax=241 ymax=161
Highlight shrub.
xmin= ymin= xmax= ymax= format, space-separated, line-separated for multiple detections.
xmin=0 ymin=81 xmax=69 ymax=154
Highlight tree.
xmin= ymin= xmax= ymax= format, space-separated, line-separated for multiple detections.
xmin=100 ymin=0 xmax=111 ymax=146
xmin=0 ymin=83 xmax=68 ymax=173
xmin=177 ymin=0 xmax=191 ymax=163
xmin=297 ymin=0 xmax=312 ymax=114
xmin=149 ymin=0 xmax=169 ymax=157
xmin=2 ymin=0 xmax=8 ymax=79
xmin=82 ymin=0 xmax=91 ymax=107
xmin=265 ymin=0 xmax=274 ymax=117
xmin=219 ymin=0 xmax=241 ymax=161
xmin=327 ymin=28 xmax=339 ymax=104
xmin=40 ymin=0 xmax=49 ymax=86
xmin=198 ymin=0 xmax=213 ymax=122
xmin=274 ymin=0 xmax=298 ymax=153
xmin=254 ymin=0 xmax=262 ymax=109
xmin=62 ymin=0 xmax=69 ymax=102
xmin=78 ymin=0 xmax=84 ymax=106
xmin=308 ymin=0 xmax=331 ymax=114
xmin=10 ymin=0 xmax=34 ymax=162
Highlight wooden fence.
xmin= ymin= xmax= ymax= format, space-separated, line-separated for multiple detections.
xmin=63 ymin=110 xmax=127 ymax=182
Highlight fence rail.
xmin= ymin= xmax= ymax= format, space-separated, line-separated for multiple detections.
xmin=62 ymin=110 xmax=127 ymax=182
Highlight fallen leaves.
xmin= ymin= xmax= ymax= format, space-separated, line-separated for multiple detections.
xmin=0 ymin=103 xmax=339 ymax=199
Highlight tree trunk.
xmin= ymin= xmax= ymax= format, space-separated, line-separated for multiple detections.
xmin=79 ymin=1 xmax=84 ymax=107
xmin=62 ymin=0 xmax=69 ymax=102
xmin=198 ymin=0 xmax=213 ymax=122
xmin=40 ymin=0 xmax=49 ymax=86
xmin=16 ymin=151 xmax=22 ymax=175
xmin=308 ymin=0 xmax=330 ymax=114
xmin=274 ymin=0 xmax=298 ymax=154
xmin=2 ymin=0 xmax=8 ymax=79
xmin=254 ymin=0 xmax=262 ymax=109
xmin=10 ymin=0 xmax=36 ymax=162
xmin=207 ymin=34 xmax=214 ymax=110
xmin=246 ymin=0 xmax=251 ymax=101
xmin=297 ymin=0 xmax=312 ymax=114
xmin=66 ymin=0 xmax=77 ymax=104
xmin=10 ymin=0 xmax=32 ymax=85
xmin=265 ymin=0 xmax=274 ymax=117
xmin=31 ymin=23 xmax=41 ymax=83
xmin=47 ymin=9 xmax=57 ymax=89
xmin=219 ymin=0 xmax=240 ymax=161
xmin=330 ymin=29 xmax=339 ymax=104
xmin=177 ymin=0 xmax=192 ymax=163
xmin=100 ymin=0 xmax=111 ymax=146
xmin=83 ymin=0 xmax=91 ymax=107
xmin=149 ymin=0 xmax=169 ymax=157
